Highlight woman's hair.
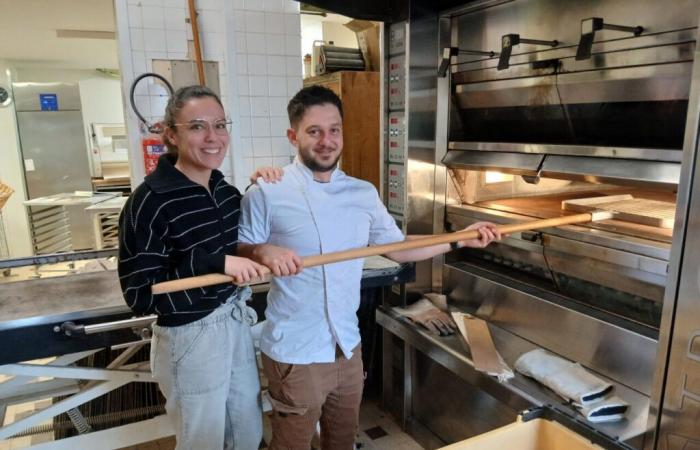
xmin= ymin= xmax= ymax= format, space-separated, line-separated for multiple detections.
xmin=162 ymin=85 xmax=224 ymax=156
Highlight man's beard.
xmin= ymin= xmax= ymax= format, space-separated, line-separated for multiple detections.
xmin=299 ymin=147 xmax=341 ymax=173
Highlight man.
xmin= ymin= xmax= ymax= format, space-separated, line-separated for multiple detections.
xmin=238 ymin=86 xmax=500 ymax=449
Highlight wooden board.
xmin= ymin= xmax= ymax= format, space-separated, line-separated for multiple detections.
xmin=562 ymin=195 xmax=675 ymax=229
xmin=472 ymin=189 xmax=674 ymax=243
xmin=452 ymin=312 xmax=504 ymax=374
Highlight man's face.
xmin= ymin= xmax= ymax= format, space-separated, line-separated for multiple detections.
xmin=287 ymin=103 xmax=343 ymax=175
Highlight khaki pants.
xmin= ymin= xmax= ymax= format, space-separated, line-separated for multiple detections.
xmin=262 ymin=346 xmax=363 ymax=450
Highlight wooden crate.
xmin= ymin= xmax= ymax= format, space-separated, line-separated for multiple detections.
xmin=0 ymin=181 xmax=14 ymax=210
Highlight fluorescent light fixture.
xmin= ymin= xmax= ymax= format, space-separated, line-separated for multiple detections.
xmin=56 ymin=30 xmax=116 ymax=40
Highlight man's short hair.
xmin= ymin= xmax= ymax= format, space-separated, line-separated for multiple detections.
xmin=287 ymin=85 xmax=344 ymax=129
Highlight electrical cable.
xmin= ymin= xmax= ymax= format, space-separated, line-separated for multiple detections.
xmin=553 ymin=64 xmax=577 ymax=143
xmin=540 ymin=235 xmax=562 ymax=293
xmin=128 ymin=73 xmax=174 ymax=134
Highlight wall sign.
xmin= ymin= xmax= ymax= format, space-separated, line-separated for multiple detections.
xmin=39 ymin=93 xmax=58 ymax=111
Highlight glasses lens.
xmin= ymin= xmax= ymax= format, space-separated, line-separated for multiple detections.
xmin=186 ymin=120 xmax=208 ymax=133
xmin=213 ymin=120 xmax=232 ymax=135
xmin=183 ymin=119 xmax=231 ymax=135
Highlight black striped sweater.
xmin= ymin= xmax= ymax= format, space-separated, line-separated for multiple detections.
xmin=118 ymin=154 xmax=241 ymax=326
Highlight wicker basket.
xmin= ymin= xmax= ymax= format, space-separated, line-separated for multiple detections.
xmin=0 ymin=182 xmax=14 ymax=210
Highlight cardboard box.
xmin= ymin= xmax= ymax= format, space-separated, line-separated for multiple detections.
xmin=440 ymin=418 xmax=605 ymax=450
xmin=344 ymin=20 xmax=380 ymax=71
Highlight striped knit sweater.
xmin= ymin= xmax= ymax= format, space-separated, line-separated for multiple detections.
xmin=118 ymin=154 xmax=241 ymax=326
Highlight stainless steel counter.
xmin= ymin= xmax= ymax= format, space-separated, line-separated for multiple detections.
xmin=377 ymin=306 xmax=650 ymax=447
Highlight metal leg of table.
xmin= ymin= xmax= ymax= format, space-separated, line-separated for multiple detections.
xmin=403 ymin=343 xmax=416 ymax=430
xmin=0 ymin=341 xmax=172 ymax=447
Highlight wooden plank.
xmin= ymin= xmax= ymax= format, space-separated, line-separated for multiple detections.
xmin=473 ymin=192 xmax=674 ymax=242
xmin=561 ymin=194 xmax=633 ymax=208
xmin=562 ymin=195 xmax=675 ymax=229
xmin=462 ymin=315 xmax=503 ymax=374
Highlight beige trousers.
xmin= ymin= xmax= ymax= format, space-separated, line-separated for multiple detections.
xmin=262 ymin=345 xmax=363 ymax=450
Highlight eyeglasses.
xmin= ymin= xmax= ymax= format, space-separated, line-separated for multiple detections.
xmin=172 ymin=119 xmax=232 ymax=136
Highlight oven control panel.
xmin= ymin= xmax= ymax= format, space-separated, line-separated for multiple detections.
xmin=389 ymin=24 xmax=406 ymax=55
xmin=388 ymin=112 xmax=405 ymax=163
xmin=387 ymin=163 xmax=405 ymax=214
xmin=386 ymin=21 xmax=407 ymax=226
xmin=388 ymin=55 xmax=406 ymax=110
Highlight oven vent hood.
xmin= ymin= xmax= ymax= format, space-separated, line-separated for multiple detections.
xmin=445 ymin=30 xmax=692 ymax=189
xmin=443 ymin=143 xmax=681 ymax=189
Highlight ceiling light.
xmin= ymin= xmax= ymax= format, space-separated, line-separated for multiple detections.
xmin=56 ymin=30 xmax=116 ymax=40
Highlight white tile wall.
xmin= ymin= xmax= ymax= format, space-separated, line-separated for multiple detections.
xmin=116 ymin=0 xmax=302 ymax=189
xmin=164 ymin=7 xmax=186 ymax=30
xmin=251 ymin=96 xmax=270 ymax=116
xmin=268 ymin=76 xmax=287 ymax=96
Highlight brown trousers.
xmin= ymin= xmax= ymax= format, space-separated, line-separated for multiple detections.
xmin=262 ymin=346 xmax=364 ymax=450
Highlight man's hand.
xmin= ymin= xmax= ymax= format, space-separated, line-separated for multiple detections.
xmin=458 ymin=221 xmax=502 ymax=248
xmin=224 ymin=255 xmax=269 ymax=284
xmin=249 ymin=166 xmax=284 ymax=185
xmin=252 ymin=244 xmax=303 ymax=277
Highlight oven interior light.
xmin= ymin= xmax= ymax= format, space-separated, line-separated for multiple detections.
xmin=484 ymin=171 xmax=514 ymax=183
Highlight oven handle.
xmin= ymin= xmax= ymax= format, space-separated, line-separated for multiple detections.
xmin=58 ymin=316 xmax=157 ymax=337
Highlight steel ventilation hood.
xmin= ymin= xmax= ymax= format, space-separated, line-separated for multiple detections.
xmin=443 ymin=142 xmax=681 ymax=189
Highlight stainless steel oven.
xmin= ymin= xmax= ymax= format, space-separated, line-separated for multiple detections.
xmin=374 ymin=0 xmax=700 ymax=449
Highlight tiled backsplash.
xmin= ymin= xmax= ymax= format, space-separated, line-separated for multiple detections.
xmin=116 ymin=0 xmax=301 ymax=190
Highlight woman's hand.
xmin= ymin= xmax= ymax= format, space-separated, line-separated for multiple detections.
xmin=224 ymin=255 xmax=269 ymax=285
xmin=458 ymin=222 xmax=502 ymax=248
xmin=249 ymin=166 xmax=284 ymax=184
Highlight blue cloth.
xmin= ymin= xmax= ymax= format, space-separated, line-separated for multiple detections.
xmin=239 ymin=159 xmax=404 ymax=364
xmin=150 ymin=288 xmax=262 ymax=450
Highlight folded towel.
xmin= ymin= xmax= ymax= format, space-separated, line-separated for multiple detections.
xmin=515 ymin=349 xmax=612 ymax=406
xmin=578 ymin=396 xmax=628 ymax=423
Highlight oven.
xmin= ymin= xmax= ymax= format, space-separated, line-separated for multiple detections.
xmin=374 ymin=0 xmax=700 ymax=448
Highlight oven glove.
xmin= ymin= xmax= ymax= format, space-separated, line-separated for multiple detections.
xmin=451 ymin=312 xmax=514 ymax=383
xmin=423 ymin=292 xmax=449 ymax=311
xmin=576 ymin=396 xmax=628 ymax=423
xmin=394 ymin=298 xmax=456 ymax=336
xmin=515 ymin=349 xmax=613 ymax=406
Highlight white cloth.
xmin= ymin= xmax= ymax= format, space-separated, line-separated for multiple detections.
xmin=515 ymin=349 xmax=612 ymax=406
xmin=239 ymin=159 xmax=404 ymax=364
xmin=578 ymin=396 xmax=629 ymax=422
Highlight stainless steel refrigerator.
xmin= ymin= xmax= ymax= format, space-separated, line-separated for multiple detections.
xmin=14 ymin=82 xmax=95 ymax=251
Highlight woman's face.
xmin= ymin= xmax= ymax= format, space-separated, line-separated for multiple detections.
xmin=166 ymin=96 xmax=229 ymax=172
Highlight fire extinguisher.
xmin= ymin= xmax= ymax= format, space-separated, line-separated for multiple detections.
xmin=129 ymin=73 xmax=174 ymax=175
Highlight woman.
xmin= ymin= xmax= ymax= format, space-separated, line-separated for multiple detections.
xmin=118 ymin=85 xmax=274 ymax=450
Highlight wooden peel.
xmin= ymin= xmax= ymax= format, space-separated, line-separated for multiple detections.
xmin=150 ymin=211 xmax=613 ymax=295
xmin=562 ymin=195 xmax=675 ymax=229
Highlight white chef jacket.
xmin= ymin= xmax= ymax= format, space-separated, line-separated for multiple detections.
xmin=238 ymin=159 xmax=405 ymax=363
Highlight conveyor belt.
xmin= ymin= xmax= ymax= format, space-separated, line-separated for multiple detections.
xmin=1 ymin=270 xmax=124 ymax=324
xmin=0 ymin=270 xmax=134 ymax=365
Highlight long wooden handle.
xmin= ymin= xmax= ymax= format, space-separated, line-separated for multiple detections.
xmin=151 ymin=212 xmax=606 ymax=295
